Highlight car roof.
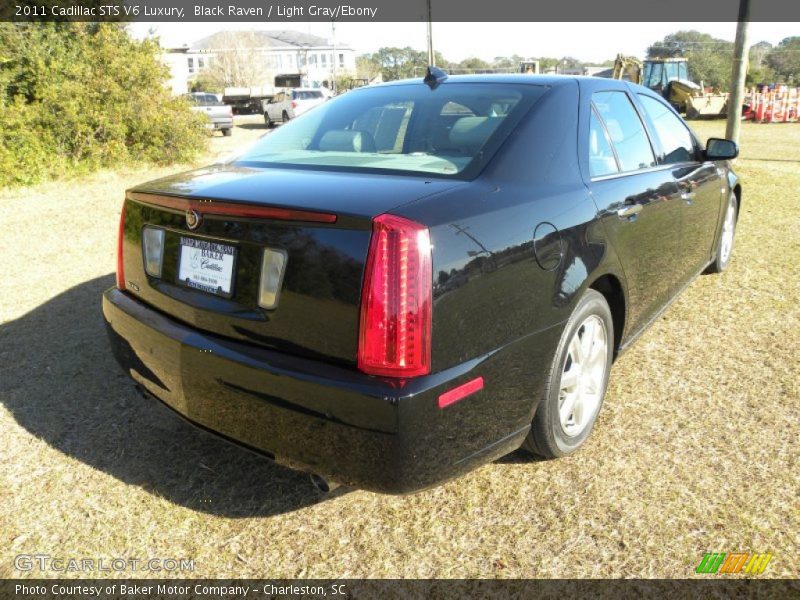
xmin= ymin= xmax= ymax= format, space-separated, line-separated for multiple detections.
xmin=369 ymin=73 xmax=639 ymax=90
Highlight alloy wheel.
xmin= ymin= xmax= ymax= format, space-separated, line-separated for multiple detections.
xmin=558 ymin=314 xmax=608 ymax=437
xmin=719 ymin=199 xmax=736 ymax=265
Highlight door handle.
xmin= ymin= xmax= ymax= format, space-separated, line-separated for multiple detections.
xmin=617 ymin=204 xmax=642 ymax=219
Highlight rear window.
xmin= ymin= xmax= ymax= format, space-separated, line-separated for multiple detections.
xmin=292 ymin=90 xmax=324 ymax=100
xmin=236 ymin=82 xmax=548 ymax=179
xmin=187 ymin=94 xmax=222 ymax=106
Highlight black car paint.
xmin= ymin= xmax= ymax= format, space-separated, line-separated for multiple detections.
xmin=103 ymin=75 xmax=739 ymax=493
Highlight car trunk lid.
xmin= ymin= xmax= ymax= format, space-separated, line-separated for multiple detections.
xmin=118 ymin=165 xmax=461 ymax=365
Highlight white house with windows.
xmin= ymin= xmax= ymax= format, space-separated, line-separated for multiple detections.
xmin=161 ymin=30 xmax=357 ymax=95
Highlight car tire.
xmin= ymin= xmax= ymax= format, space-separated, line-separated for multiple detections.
xmin=705 ymin=192 xmax=738 ymax=274
xmin=523 ymin=289 xmax=614 ymax=459
xmin=264 ymin=113 xmax=273 ymax=128
xmin=282 ymin=110 xmax=290 ymax=123
xmin=222 ymin=128 xmax=232 ymax=137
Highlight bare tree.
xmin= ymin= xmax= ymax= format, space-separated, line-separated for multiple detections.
xmin=203 ymin=31 xmax=274 ymax=88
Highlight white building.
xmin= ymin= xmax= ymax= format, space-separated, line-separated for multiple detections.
xmin=162 ymin=30 xmax=357 ymax=95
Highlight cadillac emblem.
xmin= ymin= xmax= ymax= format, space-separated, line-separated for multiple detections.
xmin=186 ymin=209 xmax=202 ymax=230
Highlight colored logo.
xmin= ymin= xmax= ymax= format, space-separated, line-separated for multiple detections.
xmin=696 ymin=552 xmax=773 ymax=574
xmin=185 ymin=209 xmax=202 ymax=230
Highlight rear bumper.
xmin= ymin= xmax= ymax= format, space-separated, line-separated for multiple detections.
xmin=209 ymin=118 xmax=233 ymax=130
xmin=102 ymin=288 xmax=553 ymax=493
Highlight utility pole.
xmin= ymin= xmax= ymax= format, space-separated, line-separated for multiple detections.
xmin=426 ymin=0 xmax=435 ymax=66
xmin=725 ymin=0 xmax=751 ymax=144
xmin=450 ymin=224 xmax=491 ymax=257
xmin=331 ymin=21 xmax=337 ymax=94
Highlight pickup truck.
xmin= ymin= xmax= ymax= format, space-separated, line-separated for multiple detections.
xmin=187 ymin=93 xmax=234 ymax=136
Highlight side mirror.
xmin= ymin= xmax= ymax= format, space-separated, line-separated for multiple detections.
xmin=706 ymin=137 xmax=739 ymax=160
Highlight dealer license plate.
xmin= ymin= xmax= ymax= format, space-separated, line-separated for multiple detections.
xmin=177 ymin=236 xmax=236 ymax=296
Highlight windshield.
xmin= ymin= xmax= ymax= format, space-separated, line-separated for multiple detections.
xmin=235 ymin=81 xmax=547 ymax=179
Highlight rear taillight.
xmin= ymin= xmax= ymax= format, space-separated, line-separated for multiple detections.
xmin=291 ymin=100 xmax=298 ymax=109
xmin=116 ymin=202 xmax=126 ymax=290
xmin=358 ymin=214 xmax=432 ymax=377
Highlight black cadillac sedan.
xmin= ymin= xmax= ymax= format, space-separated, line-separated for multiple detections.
xmin=103 ymin=72 xmax=740 ymax=493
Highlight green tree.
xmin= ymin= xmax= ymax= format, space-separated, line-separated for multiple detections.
xmin=647 ymin=30 xmax=733 ymax=89
xmin=364 ymin=47 xmax=430 ymax=81
xmin=356 ymin=54 xmax=381 ymax=80
xmin=491 ymin=55 xmax=525 ymax=70
xmin=452 ymin=57 xmax=492 ymax=73
xmin=0 ymin=23 xmax=207 ymax=187
xmin=190 ymin=73 xmax=224 ymax=94
xmin=748 ymin=41 xmax=776 ymax=86
xmin=766 ymin=37 xmax=800 ymax=85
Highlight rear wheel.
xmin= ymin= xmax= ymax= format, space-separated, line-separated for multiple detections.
xmin=264 ymin=113 xmax=273 ymax=128
xmin=706 ymin=192 xmax=737 ymax=274
xmin=282 ymin=110 xmax=290 ymax=123
xmin=523 ymin=289 xmax=613 ymax=458
xmin=222 ymin=128 xmax=232 ymax=137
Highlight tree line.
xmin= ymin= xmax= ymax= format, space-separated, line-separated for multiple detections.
xmin=355 ymin=48 xmax=603 ymax=82
xmin=646 ymin=31 xmax=800 ymax=89
xmin=358 ymin=31 xmax=800 ymax=89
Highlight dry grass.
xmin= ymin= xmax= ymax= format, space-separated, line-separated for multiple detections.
xmin=0 ymin=117 xmax=798 ymax=579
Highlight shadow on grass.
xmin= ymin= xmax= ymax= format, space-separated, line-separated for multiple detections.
xmin=495 ymin=449 xmax=550 ymax=464
xmin=746 ymin=157 xmax=800 ymax=163
xmin=237 ymin=123 xmax=271 ymax=131
xmin=0 ymin=275 xmax=343 ymax=517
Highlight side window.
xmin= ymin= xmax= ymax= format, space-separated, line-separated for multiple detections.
xmin=593 ymin=91 xmax=655 ymax=172
xmin=638 ymin=95 xmax=696 ymax=164
xmin=589 ymin=108 xmax=619 ymax=177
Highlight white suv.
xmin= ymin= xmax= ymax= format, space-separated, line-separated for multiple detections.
xmin=263 ymin=88 xmax=326 ymax=126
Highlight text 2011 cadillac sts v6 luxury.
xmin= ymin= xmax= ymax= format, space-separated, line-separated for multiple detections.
xmin=103 ymin=72 xmax=740 ymax=493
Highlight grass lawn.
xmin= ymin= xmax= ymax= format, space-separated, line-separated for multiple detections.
xmin=0 ymin=117 xmax=798 ymax=579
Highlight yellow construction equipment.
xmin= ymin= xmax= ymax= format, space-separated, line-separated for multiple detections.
xmin=607 ymin=54 xmax=728 ymax=118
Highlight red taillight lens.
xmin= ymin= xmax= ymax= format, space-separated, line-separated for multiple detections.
xmin=358 ymin=214 xmax=432 ymax=377
xmin=291 ymin=100 xmax=298 ymax=109
xmin=116 ymin=202 xmax=126 ymax=290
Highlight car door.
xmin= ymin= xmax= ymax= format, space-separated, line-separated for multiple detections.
xmin=267 ymin=93 xmax=282 ymax=120
xmin=635 ymin=93 xmax=724 ymax=281
xmin=586 ymin=89 xmax=684 ymax=337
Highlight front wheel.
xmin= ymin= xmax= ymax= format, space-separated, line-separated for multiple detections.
xmin=706 ymin=192 xmax=738 ymax=274
xmin=523 ymin=289 xmax=614 ymax=459
xmin=222 ymin=128 xmax=232 ymax=137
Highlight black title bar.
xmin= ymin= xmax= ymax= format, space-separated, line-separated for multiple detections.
xmin=3 ymin=0 xmax=800 ymax=22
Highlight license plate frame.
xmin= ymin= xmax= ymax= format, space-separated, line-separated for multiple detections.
xmin=176 ymin=236 xmax=238 ymax=298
